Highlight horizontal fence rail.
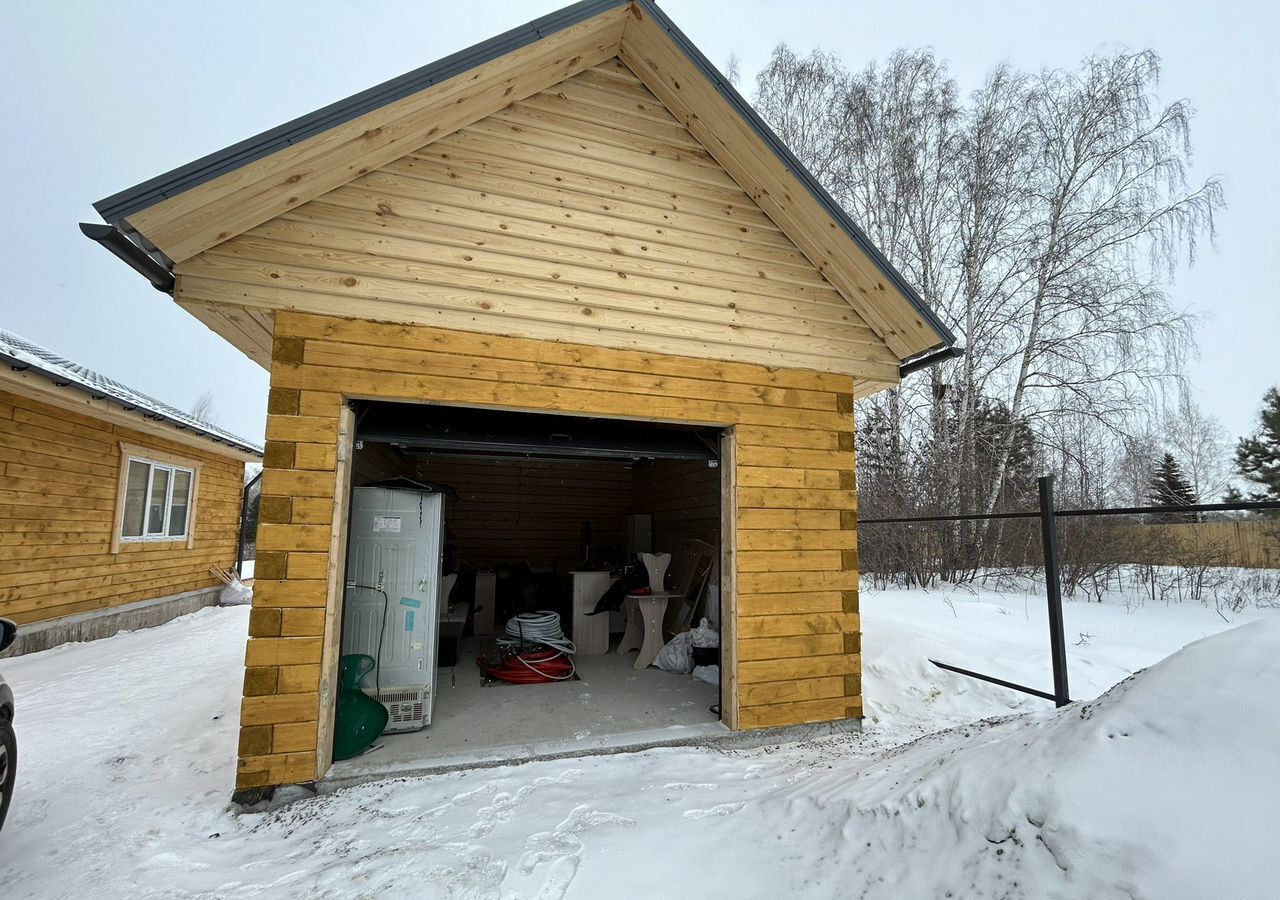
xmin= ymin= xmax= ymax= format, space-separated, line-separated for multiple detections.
xmin=860 ymin=483 xmax=1280 ymax=706
xmin=860 ymin=499 xmax=1280 ymax=525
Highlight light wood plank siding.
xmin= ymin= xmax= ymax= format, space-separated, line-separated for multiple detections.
xmin=237 ymin=311 xmax=861 ymax=789
xmin=618 ymin=10 xmax=938 ymax=358
xmin=175 ymin=59 xmax=900 ymax=382
xmin=0 ymin=389 xmax=244 ymax=624
xmin=127 ymin=7 xmax=632 ymax=264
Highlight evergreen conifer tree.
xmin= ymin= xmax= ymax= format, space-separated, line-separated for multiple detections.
xmin=1234 ymin=387 xmax=1280 ymax=502
xmin=1149 ymin=452 xmax=1197 ymax=522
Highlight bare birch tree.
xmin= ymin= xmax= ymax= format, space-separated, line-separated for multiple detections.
xmin=190 ymin=390 xmax=218 ymax=424
xmin=977 ymin=52 xmax=1221 ymax=523
xmin=1163 ymin=387 xmax=1232 ymax=505
xmin=754 ymin=46 xmax=1224 ymax=581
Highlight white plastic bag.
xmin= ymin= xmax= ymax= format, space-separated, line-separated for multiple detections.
xmin=655 ymin=631 xmax=693 ymax=673
xmin=690 ymin=617 xmax=719 ymax=649
xmin=219 ymin=579 xmax=253 ymax=606
xmin=692 ymin=664 xmax=719 ymax=685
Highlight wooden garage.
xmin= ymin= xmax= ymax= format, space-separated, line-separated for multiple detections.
xmin=83 ymin=0 xmax=957 ymax=795
xmin=0 ymin=329 xmax=260 ymax=652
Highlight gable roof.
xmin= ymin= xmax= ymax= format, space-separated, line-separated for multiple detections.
xmin=0 ymin=328 xmax=262 ymax=457
xmin=84 ymin=0 xmax=956 ymax=363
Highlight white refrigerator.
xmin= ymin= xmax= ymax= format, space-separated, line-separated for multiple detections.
xmin=341 ymin=486 xmax=444 ymax=731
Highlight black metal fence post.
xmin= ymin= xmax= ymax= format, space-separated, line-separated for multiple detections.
xmin=236 ymin=470 xmax=263 ymax=578
xmin=865 ymin=494 xmax=1279 ymax=706
xmin=1038 ymin=475 xmax=1071 ymax=707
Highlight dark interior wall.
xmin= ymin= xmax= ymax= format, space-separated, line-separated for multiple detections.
xmin=354 ymin=443 xmax=630 ymax=571
xmin=429 ymin=456 xmax=632 ymax=571
xmin=353 ymin=443 xmax=718 ymax=572
xmin=352 ymin=441 xmax=404 ymax=485
xmin=631 ymin=459 xmax=720 ymax=553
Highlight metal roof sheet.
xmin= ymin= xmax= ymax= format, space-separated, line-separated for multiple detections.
xmin=0 ymin=328 xmax=262 ymax=456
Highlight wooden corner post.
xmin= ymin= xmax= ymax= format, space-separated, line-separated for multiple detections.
xmin=314 ymin=403 xmax=356 ymax=778
xmin=719 ymin=427 xmax=739 ymax=730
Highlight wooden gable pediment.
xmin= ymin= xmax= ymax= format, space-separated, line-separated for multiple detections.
xmin=173 ymin=59 xmax=902 ymax=383
xmin=91 ymin=0 xmax=955 ymax=376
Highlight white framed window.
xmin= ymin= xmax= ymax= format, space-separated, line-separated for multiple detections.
xmin=120 ymin=457 xmax=195 ymax=541
xmin=112 ymin=443 xmax=203 ymax=552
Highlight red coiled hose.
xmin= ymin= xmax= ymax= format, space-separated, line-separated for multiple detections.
xmin=477 ymin=647 xmax=576 ymax=684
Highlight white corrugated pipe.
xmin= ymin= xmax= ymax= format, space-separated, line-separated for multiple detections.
xmin=501 ymin=611 xmax=576 ymax=656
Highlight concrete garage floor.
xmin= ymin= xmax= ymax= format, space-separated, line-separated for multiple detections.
xmin=329 ymin=637 xmax=724 ymax=784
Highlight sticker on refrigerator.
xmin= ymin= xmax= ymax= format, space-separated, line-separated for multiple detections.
xmin=399 ymin=597 xmax=422 ymax=609
xmin=404 ymin=610 xmax=416 ymax=632
xmin=373 ymin=515 xmax=402 ymax=533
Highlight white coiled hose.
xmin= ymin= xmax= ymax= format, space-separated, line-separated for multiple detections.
xmin=501 ymin=611 xmax=576 ymax=656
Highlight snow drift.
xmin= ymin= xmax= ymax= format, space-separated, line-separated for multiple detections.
xmin=778 ymin=616 xmax=1280 ymax=898
xmin=2 ymin=600 xmax=1277 ymax=898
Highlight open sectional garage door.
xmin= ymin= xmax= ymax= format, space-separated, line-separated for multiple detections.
xmin=330 ymin=401 xmax=728 ymax=776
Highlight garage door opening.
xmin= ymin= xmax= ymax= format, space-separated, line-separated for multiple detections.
xmin=329 ymin=401 xmax=727 ymax=778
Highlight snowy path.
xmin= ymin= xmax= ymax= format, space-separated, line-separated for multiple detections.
xmin=1 ymin=586 xmax=1276 ymax=898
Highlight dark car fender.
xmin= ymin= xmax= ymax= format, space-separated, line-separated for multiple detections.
xmin=0 ymin=679 xmax=12 ymax=721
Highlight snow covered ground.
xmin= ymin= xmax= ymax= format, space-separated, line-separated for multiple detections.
xmin=1 ymin=580 xmax=1278 ymax=898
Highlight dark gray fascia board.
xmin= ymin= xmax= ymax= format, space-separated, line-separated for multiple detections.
xmin=633 ymin=2 xmax=957 ymax=350
xmin=899 ymin=345 xmax=965 ymax=378
xmin=90 ymin=0 xmax=955 ymax=351
xmin=93 ymin=0 xmax=630 ymax=223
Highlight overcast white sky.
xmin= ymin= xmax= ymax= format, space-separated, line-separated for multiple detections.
xmin=2 ymin=1 xmax=1276 ymax=446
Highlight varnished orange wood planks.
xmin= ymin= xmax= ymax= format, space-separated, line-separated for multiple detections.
xmin=234 ymin=311 xmax=862 ymax=791
xmin=0 ymin=390 xmax=243 ymax=624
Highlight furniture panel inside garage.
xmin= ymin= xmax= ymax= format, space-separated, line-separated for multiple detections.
xmin=332 ymin=400 xmax=725 ymax=774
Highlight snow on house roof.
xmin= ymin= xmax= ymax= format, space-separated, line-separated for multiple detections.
xmin=0 ymin=328 xmax=262 ymax=457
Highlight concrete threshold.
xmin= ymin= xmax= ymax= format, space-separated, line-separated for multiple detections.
xmin=317 ymin=717 xmax=862 ymax=794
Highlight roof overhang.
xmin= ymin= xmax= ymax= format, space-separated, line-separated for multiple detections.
xmin=85 ymin=0 xmax=956 ymax=362
xmin=0 ymin=343 xmax=261 ymax=460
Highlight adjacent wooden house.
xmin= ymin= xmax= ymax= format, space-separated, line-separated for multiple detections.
xmin=0 ymin=329 xmax=260 ymax=654
xmin=84 ymin=0 xmax=958 ymax=796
